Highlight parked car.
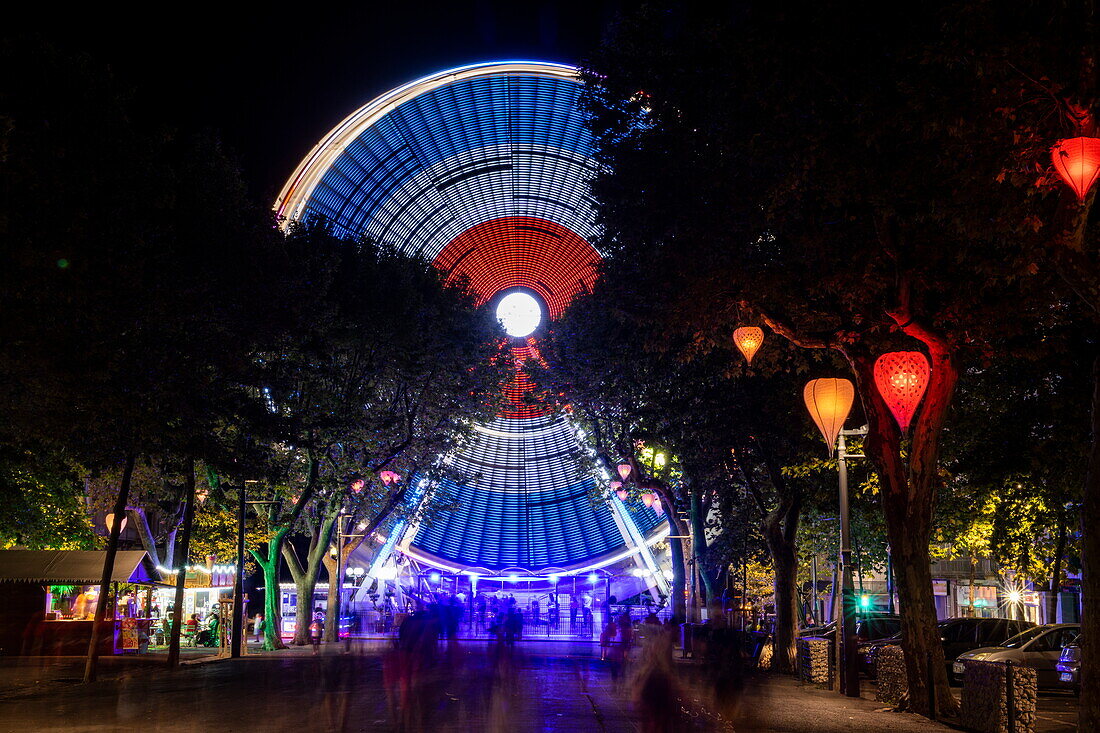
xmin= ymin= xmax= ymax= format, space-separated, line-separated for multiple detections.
xmin=953 ymin=623 xmax=1080 ymax=687
xmin=798 ymin=613 xmax=902 ymax=644
xmin=860 ymin=617 xmax=1035 ymax=679
xmin=1056 ymin=641 xmax=1082 ymax=694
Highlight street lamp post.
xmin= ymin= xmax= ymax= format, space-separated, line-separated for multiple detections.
xmin=234 ymin=485 xmax=280 ymax=657
xmin=837 ymin=427 xmax=867 ymax=698
xmin=803 ymin=378 xmax=861 ymax=697
xmin=232 ymin=480 xmax=259 ymax=658
xmin=334 ymin=512 xmax=365 ymax=640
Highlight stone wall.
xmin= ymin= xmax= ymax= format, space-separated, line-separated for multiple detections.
xmin=874 ymin=644 xmax=907 ymax=704
xmin=959 ymin=660 xmax=1037 ymax=733
xmin=796 ymin=637 xmax=832 ymax=685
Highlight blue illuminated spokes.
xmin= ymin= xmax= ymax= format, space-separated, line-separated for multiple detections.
xmin=284 ymin=63 xmax=666 ymax=573
xmin=301 ymin=73 xmax=599 ymax=254
xmin=411 ymin=415 xmax=662 ymax=570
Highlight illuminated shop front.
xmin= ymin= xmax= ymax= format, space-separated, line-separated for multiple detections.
xmin=0 ymin=550 xmax=163 ymax=655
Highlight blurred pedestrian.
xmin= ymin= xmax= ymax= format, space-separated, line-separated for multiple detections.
xmin=309 ymin=612 xmax=324 ymax=654
xmin=600 ymin=620 xmax=617 ymax=661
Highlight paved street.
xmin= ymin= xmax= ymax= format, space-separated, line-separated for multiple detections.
xmin=0 ymin=641 xmax=972 ymax=732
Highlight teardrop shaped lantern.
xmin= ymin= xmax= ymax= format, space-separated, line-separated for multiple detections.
xmin=1052 ymin=137 xmax=1100 ymax=201
xmin=873 ymin=351 xmax=930 ymax=432
xmin=617 ymin=463 xmax=633 ymax=481
xmin=803 ymin=378 xmax=856 ymax=455
xmin=105 ymin=513 xmax=127 ymax=534
xmin=641 ymin=492 xmax=655 ymax=508
xmin=733 ymin=326 xmax=765 ymax=365
xmin=350 ymin=479 xmax=365 ymax=494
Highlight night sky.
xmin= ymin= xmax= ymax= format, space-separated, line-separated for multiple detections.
xmin=14 ymin=1 xmax=628 ymax=201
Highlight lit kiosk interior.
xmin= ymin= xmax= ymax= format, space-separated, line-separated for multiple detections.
xmin=0 ymin=550 xmax=162 ymax=655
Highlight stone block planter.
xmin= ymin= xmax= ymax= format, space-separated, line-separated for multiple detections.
xmin=960 ymin=660 xmax=1037 ymax=733
xmin=874 ymin=644 xmax=907 ymax=704
xmin=797 ymin=637 xmax=832 ymax=686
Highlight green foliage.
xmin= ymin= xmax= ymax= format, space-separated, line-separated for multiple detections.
xmin=0 ymin=445 xmax=94 ymax=549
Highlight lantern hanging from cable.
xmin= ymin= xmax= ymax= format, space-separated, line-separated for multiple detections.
xmin=803 ymin=378 xmax=856 ymax=455
xmin=1051 ymin=136 xmax=1100 ymax=201
xmin=733 ymin=326 xmax=765 ymax=365
xmin=641 ymin=492 xmax=655 ymax=508
xmin=350 ymin=479 xmax=365 ymax=494
xmin=379 ymin=470 xmax=401 ymax=486
xmin=105 ymin=513 xmax=127 ymax=534
xmin=616 ymin=463 xmax=632 ymax=481
xmin=873 ymin=351 xmax=930 ymax=432
xmin=610 ymin=480 xmax=628 ymax=501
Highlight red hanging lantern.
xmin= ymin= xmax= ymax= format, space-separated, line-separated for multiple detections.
xmin=379 ymin=470 xmax=401 ymax=486
xmin=873 ymin=351 xmax=930 ymax=432
xmin=616 ymin=463 xmax=632 ymax=481
xmin=1052 ymin=137 xmax=1100 ymax=201
xmin=733 ymin=326 xmax=764 ymax=365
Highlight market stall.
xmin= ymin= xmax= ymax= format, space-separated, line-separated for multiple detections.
xmin=0 ymin=550 xmax=163 ymax=655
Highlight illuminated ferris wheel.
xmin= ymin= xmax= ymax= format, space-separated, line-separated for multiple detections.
xmin=277 ymin=62 xmax=668 ymax=590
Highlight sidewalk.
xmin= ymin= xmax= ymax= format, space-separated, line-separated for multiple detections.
xmin=0 ymin=641 xmax=1075 ymax=731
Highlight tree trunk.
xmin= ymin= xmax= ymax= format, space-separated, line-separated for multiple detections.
xmin=667 ymin=513 xmax=688 ymax=624
xmin=768 ymin=525 xmax=799 ymax=674
xmin=84 ymin=453 xmax=135 ymax=683
xmin=849 ymin=345 xmax=958 ymax=717
xmin=322 ymin=551 xmax=340 ymax=642
xmin=282 ymin=515 xmax=337 ymax=645
xmin=1079 ymin=354 xmax=1100 ymax=730
xmin=167 ymin=461 xmax=196 ymax=668
xmin=128 ymin=507 xmax=161 ymax=568
xmin=1047 ymin=514 xmax=1068 ymax=624
xmin=261 ymin=553 xmax=285 ymax=651
xmin=689 ymin=490 xmax=717 ymax=605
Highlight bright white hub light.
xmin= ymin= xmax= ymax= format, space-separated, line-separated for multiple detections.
xmin=495 ymin=291 xmax=542 ymax=337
